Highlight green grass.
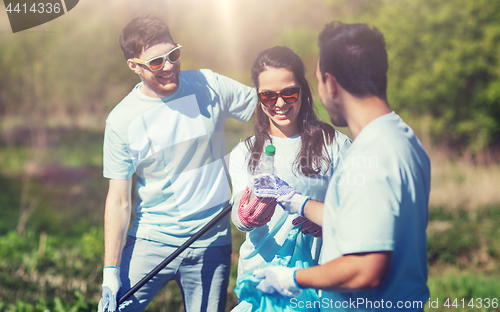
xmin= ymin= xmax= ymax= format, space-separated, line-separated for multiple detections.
xmin=427 ymin=271 xmax=500 ymax=311
xmin=0 ymin=147 xmax=33 ymax=175
xmin=427 ymin=205 xmax=500 ymax=267
xmin=0 ymin=230 xmax=103 ymax=311
xmin=425 ymin=205 xmax=500 ymax=311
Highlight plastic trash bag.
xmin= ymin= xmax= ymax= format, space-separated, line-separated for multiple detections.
xmin=232 ymin=226 xmax=321 ymax=312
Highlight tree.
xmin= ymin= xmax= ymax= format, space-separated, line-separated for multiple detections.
xmin=363 ymin=0 xmax=500 ymax=153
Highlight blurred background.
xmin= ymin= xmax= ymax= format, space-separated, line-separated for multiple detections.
xmin=0 ymin=0 xmax=499 ymax=311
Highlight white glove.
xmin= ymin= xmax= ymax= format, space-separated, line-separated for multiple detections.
xmin=253 ymin=266 xmax=302 ymax=297
xmin=277 ymin=191 xmax=309 ymax=216
xmin=97 ymin=266 xmax=122 ymax=312
xmin=254 ymin=174 xmax=309 ymax=216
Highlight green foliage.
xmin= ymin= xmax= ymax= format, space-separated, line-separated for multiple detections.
xmin=1 ymin=0 xmax=499 ymax=154
xmin=272 ymin=0 xmax=500 ymax=153
xmin=0 ymin=128 xmax=107 ymax=237
xmin=0 ymin=175 xmax=21 ymax=235
xmin=0 ymin=14 xmax=136 ymax=120
xmin=277 ymin=27 xmax=319 ymax=61
xmin=427 ymin=220 xmax=480 ymax=265
xmin=427 ymin=205 xmax=500 ymax=266
xmin=363 ymin=0 xmax=500 ymax=152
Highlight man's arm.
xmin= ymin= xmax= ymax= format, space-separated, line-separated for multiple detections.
xmin=104 ymin=178 xmax=133 ymax=267
xmin=295 ymin=251 xmax=391 ymax=291
xmin=254 ymin=251 xmax=392 ymax=297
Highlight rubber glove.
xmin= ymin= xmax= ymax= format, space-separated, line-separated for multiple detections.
xmin=253 ymin=265 xmax=302 ymax=297
xmin=292 ymin=216 xmax=322 ymax=237
xmin=238 ymin=186 xmax=277 ymax=227
xmin=97 ymin=266 xmax=121 ymax=312
xmin=254 ymin=174 xmax=309 ymax=216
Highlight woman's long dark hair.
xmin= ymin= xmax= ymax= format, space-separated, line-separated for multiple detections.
xmin=246 ymin=46 xmax=336 ymax=177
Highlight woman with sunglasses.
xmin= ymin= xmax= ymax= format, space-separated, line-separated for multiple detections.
xmin=228 ymin=46 xmax=351 ymax=310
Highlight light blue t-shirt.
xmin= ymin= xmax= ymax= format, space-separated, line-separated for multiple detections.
xmin=103 ymin=69 xmax=257 ymax=247
xmin=229 ymin=131 xmax=351 ymax=277
xmin=319 ymin=112 xmax=430 ymax=311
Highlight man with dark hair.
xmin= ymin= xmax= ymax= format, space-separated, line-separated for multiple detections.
xmin=98 ymin=15 xmax=257 ymax=312
xmin=253 ymin=21 xmax=430 ymax=311
xmin=317 ymin=22 xmax=389 ymax=102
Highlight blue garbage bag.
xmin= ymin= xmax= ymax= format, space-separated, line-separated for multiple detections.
xmin=232 ymin=226 xmax=321 ymax=312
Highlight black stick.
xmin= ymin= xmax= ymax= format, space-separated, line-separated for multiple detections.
xmin=117 ymin=203 xmax=233 ymax=306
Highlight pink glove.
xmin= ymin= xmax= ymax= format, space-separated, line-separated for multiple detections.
xmin=238 ymin=186 xmax=277 ymax=228
xmin=292 ymin=216 xmax=322 ymax=237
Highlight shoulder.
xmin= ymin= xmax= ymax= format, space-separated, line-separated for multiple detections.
xmin=180 ymin=69 xmax=240 ymax=94
xmin=105 ymin=84 xmax=141 ymax=126
xmin=347 ymin=115 xmax=430 ymax=178
xmin=180 ymin=69 xmax=215 ymax=79
xmin=180 ymin=69 xmax=220 ymax=85
xmin=364 ymin=113 xmax=427 ymax=160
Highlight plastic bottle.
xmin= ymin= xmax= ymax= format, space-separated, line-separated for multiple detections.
xmin=253 ymin=144 xmax=276 ymax=193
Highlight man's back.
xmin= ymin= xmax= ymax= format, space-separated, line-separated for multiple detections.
xmin=320 ymin=112 xmax=430 ymax=311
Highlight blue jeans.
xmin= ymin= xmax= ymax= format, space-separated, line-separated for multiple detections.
xmin=119 ymin=236 xmax=231 ymax=312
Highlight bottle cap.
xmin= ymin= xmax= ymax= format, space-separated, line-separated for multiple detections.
xmin=264 ymin=145 xmax=276 ymax=156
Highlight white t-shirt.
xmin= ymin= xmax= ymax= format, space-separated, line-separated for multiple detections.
xmin=103 ymin=69 xmax=257 ymax=247
xmin=229 ymin=131 xmax=351 ymax=277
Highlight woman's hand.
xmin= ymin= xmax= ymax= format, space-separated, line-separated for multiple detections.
xmin=238 ymin=186 xmax=277 ymax=227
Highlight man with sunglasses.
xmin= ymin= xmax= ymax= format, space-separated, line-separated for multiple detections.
xmin=253 ymin=22 xmax=430 ymax=311
xmin=98 ymin=15 xmax=257 ymax=312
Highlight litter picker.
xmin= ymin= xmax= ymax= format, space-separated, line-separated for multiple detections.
xmin=115 ymin=202 xmax=233 ymax=309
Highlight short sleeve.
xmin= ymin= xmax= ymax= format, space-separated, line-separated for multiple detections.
xmin=103 ymin=122 xmax=135 ymax=180
xmin=213 ymin=73 xmax=258 ymax=122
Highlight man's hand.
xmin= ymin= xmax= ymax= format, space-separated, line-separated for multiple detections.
xmin=254 ymin=175 xmax=309 ymax=216
xmin=253 ymin=266 xmax=302 ymax=297
xmin=97 ymin=267 xmax=122 ymax=312
xmin=292 ymin=216 xmax=322 ymax=237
